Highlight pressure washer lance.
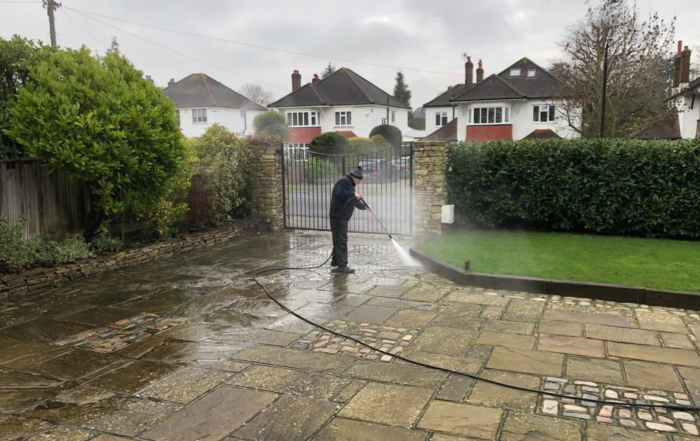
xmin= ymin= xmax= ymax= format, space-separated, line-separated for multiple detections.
xmin=359 ymin=197 xmax=392 ymax=240
xmin=248 ymin=197 xmax=700 ymax=414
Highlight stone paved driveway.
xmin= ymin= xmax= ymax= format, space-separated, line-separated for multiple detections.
xmin=1 ymin=231 xmax=700 ymax=440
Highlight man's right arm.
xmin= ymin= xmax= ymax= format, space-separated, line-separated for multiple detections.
xmin=336 ymin=180 xmax=357 ymax=200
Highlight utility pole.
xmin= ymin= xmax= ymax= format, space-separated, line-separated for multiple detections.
xmin=43 ymin=0 xmax=60 ymax=47
xmin=599 ymin=42 xmax=609 ymax=138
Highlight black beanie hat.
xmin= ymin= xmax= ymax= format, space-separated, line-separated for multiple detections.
xmin=350 ymin=166 xmax=363 ymax=180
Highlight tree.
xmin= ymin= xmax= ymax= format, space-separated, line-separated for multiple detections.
xmin=253 ymin=110 xmax=288 ymax=140
xmin=0 ymin=36 xmax=51 ymax=159
xmin=309 ymin=132 xmax=348 ymax=155
xmin=321 ymin=62 xmax=336 ymax=79
xmin=110 ymin=37 xmax=119 ymax=53
xmin=239 ymin=83 xmax=273 ymax=106
xmin=370 ymin=125 xmax=402 ymax=150
xmin=8 ymin=46 xmax=188 ymax=239
xmin=393 ymin=71 xmax=412 ymax=108
xmin=552 ymin=0 xmax=676 ymax=138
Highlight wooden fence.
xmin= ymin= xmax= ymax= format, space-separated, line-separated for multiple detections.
xmin=0 ymin=160 xmax=89 ymax=238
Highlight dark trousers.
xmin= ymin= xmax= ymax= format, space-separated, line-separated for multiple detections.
xmin=330 ymin=217 xmax=349 ymax=268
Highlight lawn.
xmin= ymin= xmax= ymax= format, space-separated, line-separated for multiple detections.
xmin=420 ymin=230 xmax=700 ymax=293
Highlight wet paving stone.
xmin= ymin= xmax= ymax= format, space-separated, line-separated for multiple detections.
xmin=142 ymin=340 xmax=252 ymax=365
xmin=585 ymin=422 xmax=668 ymax=441
xmin=467 ymin=369 xmax=541 ymax=411
xmin=0 ymin=414 xmax=53 ymax=440
xmin=234 ymin=345 xmax=353 ymax=373
xmin=154 ymin=323 xmax=230 ymax=342
xmin=608 ymin=342 xmax=700 ymax=367
xmin=501 ymin=412 xmax=582 ymax=441
xmin=137 ymin=366 xmax=231 ymax=404
xmin=264 ymin=314 xmax=316 ymax=334
xmin=28 ymin=349 xmax=129 ymax=381
xmin=445 ymin=291 xmax=510 ymax=306
xmin=86 ymin=360 xmax=180 ymax=394
xmin=405 ymin=348 xmax=489 ymax=375
xmin=229 ymin=365 xmax=352 ymax=399
xmin=486 ymin=347 xmax=564 ymax=376
xmin=213 ymin=327 xmax=300 ymax=346
xmin=312 ymin=417 xmax=427 ymax=441
xmin=27 ymin=393 xmax=181 ymax=437
xmin=0 ymin=389 xmax=57 ymax=413
xmin=412 ymin=326 xmax=476 ymax=356
xmin=344 ymin=360 xmax=446 ymax=388
xmin=0 ymin=342 xmax=70 ymax=368
xmin=400 ymin=282 xmax=448 ymax=303
xmin=538 ymin=334 xmax=606 ymax=358
xmin=55 ymin=307 xmax=136 ymax=327
xmin=116 ymin=289 xmax=200 ymax=314
xmin=142 ymin=387 xmax=276 ymax=441
xmin=482 ymin=319 xmax=536 ymax=335
xmin=623 ymin=360 xmax=685 ymax=392
xmin=544 ymin=311 xmax=638 ymax=329
xmin=585 ymin=324 xmax=660 ymax=346
xmin=25 ymin=425 xmax=97 ymax=440
xmin=418 ymin=400 xmax=503 ymax=439
xmin=233 ymin=395 xmax=337 ymax=441
xmin=367 ymin=284 xmax=411 ymax=298
xmin=0 ymin=319 xmax=93 ymax=343
xmin=339 ymin=382 xmax=433 ymax=428
xmin=384 ymin=310 xmax=436 ymax=329
xmin=344 ymin=304 xmax=398 ymax=323
xmin=0 ymin=371 xmax=63 ymax=388
xmin=477 ymin=331 xmax=536 ymax=349
xmin=566 ymin=357 xmax=624 ymax=385
xmin=538 ymin=320 xmax=583 ymax=337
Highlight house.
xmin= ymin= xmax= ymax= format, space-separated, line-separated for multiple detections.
xmin=424 ymin=57 xmax=579 ymax=142
xmin=163 ymin=73 xmax=266 ymax=137
xmin=667 ymin=43 xmax=699 ymax=139
xmin=423 ymin=57 xmax=482 ymax=135
xmin=267 ymin=68 xmax=411 ymax=153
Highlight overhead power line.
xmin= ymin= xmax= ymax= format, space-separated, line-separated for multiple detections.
xmin=68 ymin=9 xmax=287 ymax=91
xmin=60 ymin=8 xmax=109 ymax=50
xmin=62 ymin=6 xmax=464 ymax=77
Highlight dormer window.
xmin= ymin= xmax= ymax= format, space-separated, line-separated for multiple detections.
xmin=527 ymin=69 xmax=536 ymax=78
xmin=510 ymin=68 xmax=521 ymax=77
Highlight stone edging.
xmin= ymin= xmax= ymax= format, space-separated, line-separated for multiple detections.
xmin=409 ymin=248 xmax=700 ymax=310
xmin=0 ymin=220 xmax=254 ymax=299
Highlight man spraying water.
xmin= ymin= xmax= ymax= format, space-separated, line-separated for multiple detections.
xmin=329 ymin=166 xmax=371 ymax=274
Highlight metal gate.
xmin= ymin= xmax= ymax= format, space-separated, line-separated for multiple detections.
xmin=282 ymin=143 xmax=414 ymax=236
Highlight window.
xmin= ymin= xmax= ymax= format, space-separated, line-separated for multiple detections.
xmin=527 ymin=69 xmax=536 ymax=78
xmin=469 ymin=106 xmax=511 ymax=125
xmin=335 ymin=111 xmax=352 ymax=126
xmin=286 ymin=111 xmax=319 ymax=127
xmin=192 ymin=108 xmax=207 ymax=123
xmin=533 ymin=105 xmax=556 ymax=122
xmin=435 ymin=111 xmax=448 ymax=127
xmin=510 ymin=68 xmax=521 ymax=77
xmin=391 ymin=111 xmax=396 ymax=123
xmin=285 ymin=143 xmax=309 ymax=163
xmin=176 ymin=110 xmax=180 ymax=127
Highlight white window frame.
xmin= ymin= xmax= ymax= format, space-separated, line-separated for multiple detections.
xmin=335 ymin=111 xmax=352 ymax=127
xmin=435 ymin=111 xmax=448 ymax=127
xmin=286 ymin=111 xmax=319 ymax=128
xmin=192 ymin=108 xmax=207 ymax=124
xmin=527 ymin=69 xmax=536 ymax=78
xmin=391 ymin=110 xmax=396 ymax=123
xmin=285 ymin=143 xmax=309 ymax=163
xmin=468 ymin=106 xmax=511 ymax=125
xmin=510 ymin=68 xmax=521 ymax=77
xmin=533 ymin=105 xmax=556 ymax=123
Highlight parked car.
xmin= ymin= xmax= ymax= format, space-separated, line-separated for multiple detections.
xmin=390 ymin=156 xmax=411 ymax=170
xmin=358 ymin=159 xmax=385 ymax=174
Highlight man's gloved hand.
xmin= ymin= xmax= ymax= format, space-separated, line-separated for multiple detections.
xmin=354 ymin=192 xmax=361 ymax=199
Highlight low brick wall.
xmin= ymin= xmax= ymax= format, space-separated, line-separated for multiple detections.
xmin=0 ymin=220 xmax=254 ymax=299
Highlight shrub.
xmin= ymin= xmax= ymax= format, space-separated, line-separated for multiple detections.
xmin=447 ymin=139 xmax=700 ymax=238
xmin=348 ymin=135 xmax=392 ymax=156
xmin=7 ymin=46 xmax=188 ymax=239
xmin=32 ymin=234 xmax=91 ymax=266
xmin=304 ymin=156 xmax=331 ymax=184
xmin=309 ymin=132 xmax=348 ymax=155
xmin=188 ymin=124 xmax=251 ymax=227
xmin=253 ymin=110 xmax=289 ymax=141
xmin=90 ymin=233 xmax=123 ymax=252
xmin=369 ymin=125 xmax=402 ymax=150
xmin=0 ymin=218 xmax=34 ymax=270
xmin=148 ymin=145 xmax=195 ymax=238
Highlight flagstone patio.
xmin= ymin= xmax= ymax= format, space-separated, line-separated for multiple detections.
xmin=1 ymin=231 xmax=699 ymax=440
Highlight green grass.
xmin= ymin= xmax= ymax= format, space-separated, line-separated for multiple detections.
xmin=421 ymin=230 xmax=700 ymax=293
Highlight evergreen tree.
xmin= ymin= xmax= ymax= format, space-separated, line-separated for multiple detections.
xmin=321 ymin=62 xmax=336 ymax=78
xmin=393 ymin=71 xmax=411 ymax=108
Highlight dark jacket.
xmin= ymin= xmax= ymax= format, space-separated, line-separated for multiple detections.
xmin=329 ymin=175 xmax=366 ymax=220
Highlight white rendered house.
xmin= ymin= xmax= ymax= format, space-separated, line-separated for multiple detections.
xmin=163 ymin=73 xmax=266 ymax=137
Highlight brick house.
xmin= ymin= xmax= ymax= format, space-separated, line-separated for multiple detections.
xmin=268 ymin=68 xmax=410 ymax=155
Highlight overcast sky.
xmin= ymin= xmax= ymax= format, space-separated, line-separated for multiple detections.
xmin=2 ymin=0 xmax=698 ymax=109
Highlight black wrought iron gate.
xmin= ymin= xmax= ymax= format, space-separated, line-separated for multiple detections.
xmin=282 ymin=143 xmax=414 ymax=236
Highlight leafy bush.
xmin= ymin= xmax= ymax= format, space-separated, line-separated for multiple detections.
xmin=347 ymin=135 xmax=392 ymax=156
xmin=33 ymin=234 xmax=91 ymax=266
xmin=447 ymin=139 xmax=700 ymax=238
xmin=90 ymin=233 xmax=123 ymax=252
xmin=253 ymin=110 xmax=289 ymax=140
xmin=309 ymin=132 xmax=348 ymax=155
xmin=369 ymin=125 xmax=402 ymax=150
xmin=149 ymin=145 xmax=195 ymax=238
xmin=7 ymin=46 xmax=188 ymax=239
xmin=0 ymin=218 xmax=34 ymax=270
xmin=304 ymin=156 xmax=331 ymax=184
xmin=188 ymin=124 xmax=251 ymax=227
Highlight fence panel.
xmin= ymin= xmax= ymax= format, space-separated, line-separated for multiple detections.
xmin=0 ymin=160 xmax=89 ymax=238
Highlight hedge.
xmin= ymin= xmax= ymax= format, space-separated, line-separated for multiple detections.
xmin=447 ymin=139 xmax=700 ymax=238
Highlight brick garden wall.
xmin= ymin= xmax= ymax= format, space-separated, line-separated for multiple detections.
xmin=413 ymin=141 xmax=448 ymax=242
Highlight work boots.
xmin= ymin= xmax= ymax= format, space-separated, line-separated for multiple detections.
xmin=332 ymin=266 xmax=355 ymax=274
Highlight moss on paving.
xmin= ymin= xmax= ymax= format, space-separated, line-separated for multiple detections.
xmin=421 ymin=230 xmax=700 ymax=293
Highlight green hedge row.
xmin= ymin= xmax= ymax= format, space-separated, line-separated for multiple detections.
xmin=447 ymin=139 xmax=700 ymax=238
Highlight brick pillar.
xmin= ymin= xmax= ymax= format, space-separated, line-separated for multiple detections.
xmin=249 ymin=136 xmax=284 ymax=231
xmin=413 ymin=141 xmax=447 ymax=242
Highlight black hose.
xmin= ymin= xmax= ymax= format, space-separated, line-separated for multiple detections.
xmin=252 ymin=199 xmax=700 ymax=413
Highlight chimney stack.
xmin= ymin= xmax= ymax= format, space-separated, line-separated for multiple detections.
xmin=465 ymin=56 xmax=474 ymax=86
xmin=476 ymin=60 xmax=484 ymax=83
xmin=292 ymin=70 xmax=302 ymax=92
xmin=168 ymin=78 xmax=176 ymax=87
xmin=673 ymin=41 xmax=683 ymax=88
xmin=312 ymin=74 xmax=320 ymax=84
xmin=681 ymin=45 xmax=692 ymax=86
xmin=145 ymin=75 xmax=154 ymax=83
